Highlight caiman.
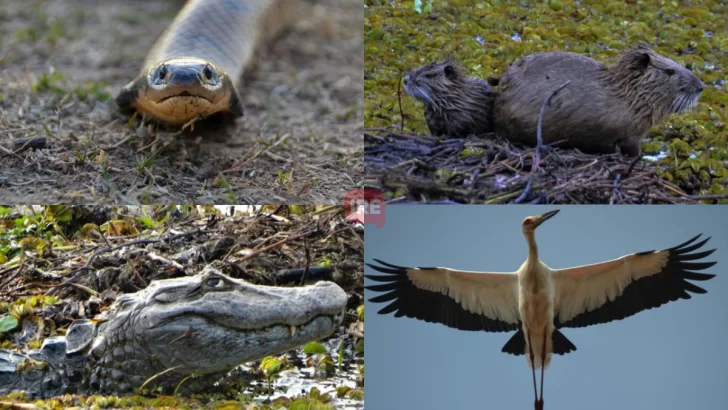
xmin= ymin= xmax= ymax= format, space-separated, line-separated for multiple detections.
xmin=0 ymin=267 xmax=347 ymax=398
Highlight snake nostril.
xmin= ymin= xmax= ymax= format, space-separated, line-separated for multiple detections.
xmin=203 ymin=65 xmax=213 ymax=81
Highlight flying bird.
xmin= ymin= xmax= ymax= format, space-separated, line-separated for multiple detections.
xmin=364 ymin=209 xmax=716 ymax=410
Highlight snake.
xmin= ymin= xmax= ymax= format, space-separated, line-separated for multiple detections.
xmin=116 ymin=0 xmax=298 ymax=125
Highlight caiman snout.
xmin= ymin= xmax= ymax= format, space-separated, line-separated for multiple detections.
xmin=292 ymin=280 xmax=348 ymax=327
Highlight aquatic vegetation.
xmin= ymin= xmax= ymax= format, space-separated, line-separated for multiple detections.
xmin=365 ymin=0 xmax=728 ymax=196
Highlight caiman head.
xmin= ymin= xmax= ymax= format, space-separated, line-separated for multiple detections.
xmin=85 ymin=267 xmax=347 ymax=394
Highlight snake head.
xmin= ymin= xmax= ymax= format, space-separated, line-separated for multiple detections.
xmin=150 ymin=60 xmax=222 ymax=88
xmin=116 ymin=57 xmax=243 ymax=126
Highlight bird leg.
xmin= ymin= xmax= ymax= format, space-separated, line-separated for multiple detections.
xmin=537 ymin=327 xmax=548 ymax=410
xmin=526 ymin=329 xmax=539 ymax=410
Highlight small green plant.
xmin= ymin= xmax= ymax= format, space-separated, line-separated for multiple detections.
xmin=32 ymin=70 xmax=66 ymax=95
xmin=135 ymin=154 xmax=157 ymax=175
xmin=260 ymin=356 xmax=284 ymax=393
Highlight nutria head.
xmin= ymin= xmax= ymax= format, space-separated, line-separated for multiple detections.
xmin=403 ymin=60 xmax=495 ymax=136
xmin=604 ymin=44 xmax=704 ymax=127
xmin=404 ymin=60 xmax=469 ymax=107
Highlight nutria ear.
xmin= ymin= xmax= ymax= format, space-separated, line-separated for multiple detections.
xmin=444 ymin=65 xmax=456 ymax=78
xmin=633 ymin=51 xmax=651 ymax=70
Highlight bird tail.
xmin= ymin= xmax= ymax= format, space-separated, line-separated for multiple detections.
xmin=552 ymin=329 xmax=577 ymax=355
xmin=501 ymin=328 xmax=577 ymax=356
xmin=501 ymin=329 xmax=525 ymax=355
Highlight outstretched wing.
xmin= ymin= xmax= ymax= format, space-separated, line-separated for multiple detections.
xmin=552 ymin=234 xmax=716 ymax=328
xmin=365 ymin=259 xmax=520 ymax=332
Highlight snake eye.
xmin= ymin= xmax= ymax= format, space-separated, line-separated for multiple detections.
xmin=158 ymin=65 xmax=167 ymax=80
xmin=203 ymin=65 xmax=214 ymax=81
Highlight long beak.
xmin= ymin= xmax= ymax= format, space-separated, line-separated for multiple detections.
xmin=533 ymin=209 xmax=560 ymax=228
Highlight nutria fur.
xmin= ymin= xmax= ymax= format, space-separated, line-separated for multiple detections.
xmin=404 ymin=60 xmax=495 ymax=137
xmin=493 ymin=45 xmax=704 ymax=156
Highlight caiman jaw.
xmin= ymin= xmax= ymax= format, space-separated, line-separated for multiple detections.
xmin=84 ymin=268 xmax=347 ymax=394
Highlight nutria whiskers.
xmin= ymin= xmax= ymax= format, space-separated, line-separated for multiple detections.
xmin=493 ymin=44 xmax=704 ymax=156
xmin=404 ymin=60 xmax=495 ymax=137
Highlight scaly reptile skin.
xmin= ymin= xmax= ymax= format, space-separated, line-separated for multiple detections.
xmin=0 ymin=267 xmax=347 ymax=397
xmin=116 ymin=0 xmax=298 ymax=125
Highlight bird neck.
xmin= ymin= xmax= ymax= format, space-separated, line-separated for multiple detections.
xmin=522 ymin=231 xmax=545 ymax=285
xmin=525 ymin=231 xmax=539 ymax=264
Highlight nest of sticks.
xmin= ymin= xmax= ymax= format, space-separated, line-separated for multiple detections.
xmin=365 ymin=128 xmax=728 ymax=204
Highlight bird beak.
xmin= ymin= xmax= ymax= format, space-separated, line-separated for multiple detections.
xmin=533 ymin=209 xmax=560 ymax=228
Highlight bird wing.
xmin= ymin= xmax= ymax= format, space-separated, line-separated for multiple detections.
xmin=552 ymin=234 xmax=716 ymax=328
xmin=365 ymin=259 xmax=520 ymax=332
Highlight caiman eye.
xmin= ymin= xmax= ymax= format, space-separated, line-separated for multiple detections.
xmin=205 ymin=276 xmax=226 ymax=288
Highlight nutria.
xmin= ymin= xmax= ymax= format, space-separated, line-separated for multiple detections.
xmin=404 ymin=60 xmax=495 ymax=137
xmin=493 ymin=45 xmax=704 ymax=156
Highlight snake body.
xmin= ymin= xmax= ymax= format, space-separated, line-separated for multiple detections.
xmin=116 ymin=0 xmax=298 ymax=125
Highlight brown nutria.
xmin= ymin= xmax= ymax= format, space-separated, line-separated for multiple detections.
xmin=493 ymin=44 xmax=704 ymax=156
xmin=404 ymin=60 xmax=495 ymax=137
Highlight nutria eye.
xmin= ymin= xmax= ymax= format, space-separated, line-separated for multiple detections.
xmin=444 ymin=65 xmax=455 ymax=76
xmin=665 ymin=68 xmax=676 ymax=76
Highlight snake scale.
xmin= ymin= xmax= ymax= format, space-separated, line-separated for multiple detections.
xmin=116 ymin=0 xmax=298 ymax=125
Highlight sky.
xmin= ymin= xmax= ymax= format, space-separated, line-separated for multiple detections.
xmin=364 ymin=205 xmax=728 ymax=410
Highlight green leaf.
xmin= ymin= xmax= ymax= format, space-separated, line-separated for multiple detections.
xmin=136 ymin=216 xmax=155 ymax=229
xmin=356 ymin=304 xmax=364 ymax=321
xmin=303 ymin=341 xmax=328 ymax=355
xmin=260 ymin=356 xmax=282 ymax=375
xmin=0 ymin=315 xmax=19 ymax=333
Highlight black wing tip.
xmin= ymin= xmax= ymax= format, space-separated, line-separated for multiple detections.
xmin=368 ymin=259 xmax=408 ymax=269
xmin=694 ymin=273 xmax=717 ymax=281
xmin=365 ymin=260 xmax=409 ymax=276
xmin=670 ymin=233 xmax=703 ymax=250
xmin=677 ymin=234 xmax=710 ymax=251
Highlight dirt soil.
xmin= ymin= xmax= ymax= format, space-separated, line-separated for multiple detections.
xmin=0 ymin=205 xmax=364 ymax=407
xmin=0 ymin=0 xmax=363 ymax=204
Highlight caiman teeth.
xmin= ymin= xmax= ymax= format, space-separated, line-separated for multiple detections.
xmin=290 ymin=325 xmax=297 ymax=337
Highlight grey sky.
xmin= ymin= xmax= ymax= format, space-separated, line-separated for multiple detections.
xmin=364 ymin=205 xmax=728 ymax=410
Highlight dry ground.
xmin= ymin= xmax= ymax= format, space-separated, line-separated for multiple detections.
xmin=0 ymin=0 xmax=363 ymax=204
